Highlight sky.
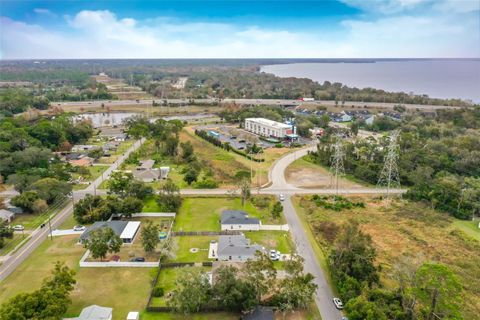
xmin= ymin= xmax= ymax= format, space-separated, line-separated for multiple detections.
xmin=0 ymin=0 xmax=479 ymax=59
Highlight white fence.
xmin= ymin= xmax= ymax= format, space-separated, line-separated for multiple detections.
xmin=131 ymin=212 xmax=176 ymax=218
xmin=79 ymin=250 xmax=158 ymax=268
xmin=259 ymin=224 xmax=290 ymax=231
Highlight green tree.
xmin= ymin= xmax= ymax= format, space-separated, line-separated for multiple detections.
xmin=245 ymin=251 xmax=277 ymax=303
xmin=212 ymin=265 xmax=257 ymax=312
xmin=107 ymin=171 xmax=133 ymax=197
xmin=11 ymin=191 xmax=40 ymax=212
xmin=412 ymin=263 xmax=462 ymax=320
xmin=120 ymin=196 xmax=143 ymax=218
xmin=156 ymin=180 xmax=182 ymax=212
xmin=28 ymin=178 xmax=71 ymax=204
xmin=238 ymin=178 xmax=251 ymax=207
xmin=271 ymin=201 xmax=283 ymax=219
xmin=0 ymin=262 xmax=75 ymax=320
xmin=168 ymin=268 xmax=211 ymax=314
xmin=0 ymin=221 xmax=14 ymax=249
xmin=180 ymin=141 xmax=195 ymax=162
xmin=141 ymin=220 xmax=159 ymax=254
xmin=83 ymin=227 xmax=122 ymax=261
xmin=184 ymin=168 xmax=199 ymax=185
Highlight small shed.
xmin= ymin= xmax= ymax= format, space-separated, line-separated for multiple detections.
xmin=126 ymin=311 xmax=139 ymax=320
xmin=76 ymin=305 xmax=112 ymax=320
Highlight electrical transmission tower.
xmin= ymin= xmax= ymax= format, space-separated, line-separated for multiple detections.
xmin=377 ymin=130 xmax=401 ymax=199
xmin=330 ymin=134 xmax=345 ymax=195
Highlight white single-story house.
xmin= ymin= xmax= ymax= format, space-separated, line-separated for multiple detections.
xmin=113 ymin=133 xmax=128 ymax=142
xmin=217 ymin=234 xmax=263 ymax=262
xmin=137 ymin=160 xmax=155 ymax=170
xmin=79 ymin=221 xmax=141 ymax=244
xmin=0 ymin=209 xmax=15 ymax=223
xmin=365 ymin=115 xmax=376 ymax=126
xmin=220 ymin=210 xmax=260 ymax=231
xmin=132 ymin=168 xmax=160 ymax=182
xmin=73 ymin=305 xmax=112 ymax=320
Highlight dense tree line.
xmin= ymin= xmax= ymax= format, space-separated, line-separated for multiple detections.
xmin=166 ymin=253 xmax=317 ymax=315
xmin=329 ymin=222 xmax=463 ymax=319
xmin=73 ymin=194 xmax=143 ymax=224
xmin=310 ymin=109 xmax=480 ymax=219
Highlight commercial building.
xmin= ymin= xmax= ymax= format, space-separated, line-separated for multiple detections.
xmin=244 ymin=118 xmax=294 ymax=139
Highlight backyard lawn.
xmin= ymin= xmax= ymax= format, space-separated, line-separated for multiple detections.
xmin=0 ymin=235 xmax=155 ymax=320
xmin=173 ymin=196 xmax=284 ymax=232
xmin=171 ymin=236 xmax=216 ymax=263
xmin=72 ymin=165 xmax=109 ymax=190
xmin=245 ymin=231 xmax=293 ymax=254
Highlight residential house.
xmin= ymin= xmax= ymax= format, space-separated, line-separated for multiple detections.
xmin=79 ymin=221 xmax=141 ymax=244
xmin=102 ymin=141 xmax=119 ymax=153
xmin=69 ymin=156 xmax=94 ymax=167
xmin=365 ymin=115 xmax=376 ymax=126
xmin=136 ymin=160 xmax=155 ymax=170
xmin=220 ymin=210 xmax=260 ymax=231
xmin=132 ymin=169 xmax=160 ymax=182
xmin=112 ymin=133 xmax=128 ymax=142
xmin=71 ymin=145 xmax=100 ymax=152
xmin=0 ymin=209 xmax=15 ymax=223
xmin=217 ymin=234 xmax=263 ymax=262
xmin=73 ymin=305 xmax=113 ymax=320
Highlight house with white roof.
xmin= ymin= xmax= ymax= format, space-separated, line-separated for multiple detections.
xmin=79 ymin=221 xmax=141 ymax=244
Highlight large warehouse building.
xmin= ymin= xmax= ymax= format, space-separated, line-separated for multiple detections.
xmin=244 ymin=118 xmax=294 ymax=138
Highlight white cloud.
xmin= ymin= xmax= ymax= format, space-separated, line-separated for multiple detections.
xmin=0 ymin=9 xmax=478 ymax=59
xmin=33 ymin=8 xmax=57 ymax=18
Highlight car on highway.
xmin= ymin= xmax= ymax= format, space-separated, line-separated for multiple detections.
xmin=12 ymin=225 xmax=25 ymax=231
xmin=73 ymin=225 xmax=86 ymax=232
xmin=130 ymin=257 xmax=145 ymax=262
xmin=279 ymin=194 xmax=285 ymax=201
xmin=333 ymin=297 xmax=344 ymax=309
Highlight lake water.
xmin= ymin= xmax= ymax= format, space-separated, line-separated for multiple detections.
xmin=261 ymin=60 xmax=480 ymax=102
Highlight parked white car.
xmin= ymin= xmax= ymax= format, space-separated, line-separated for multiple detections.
xmin=73 ymin=225 xmax=86 ymax=232
xmin=279 ymin=194 xmax=285 ymax=201
xmin=269 ymin=249 xmax=281 ymax=261
xmin=333 ymin=297 xmax=344 ymax=309
xmin=12 ymin=225 xmax=25 ymax=231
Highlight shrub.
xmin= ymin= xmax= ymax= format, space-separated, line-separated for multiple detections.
xmin=152 ymin=286 xmax=164 ymax=297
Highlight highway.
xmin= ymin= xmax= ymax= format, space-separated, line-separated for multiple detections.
xmin=0 ymin=138 xmax=145 ymax=281
xmin=52 ymin=98 xmax=462 ymax=111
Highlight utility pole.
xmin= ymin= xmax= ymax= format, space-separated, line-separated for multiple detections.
xmin=330 ymin=134 xmax=345 ymax=195
xmin=377 ymin=130 xmax=401 ymax=200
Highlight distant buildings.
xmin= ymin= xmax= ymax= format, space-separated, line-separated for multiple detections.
xmin=244 ymin=118 xmax=293 ymax=139
xmin=130 ymin=160 xmax=169 ymax=182
xmin=0 ymin=209 xmax=15 ymax=223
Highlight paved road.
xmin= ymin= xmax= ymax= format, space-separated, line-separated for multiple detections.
xmin=0 ymin=138 xmax=145 ymax=282
xmin=52 ymin=98 xmax=462 ymax=111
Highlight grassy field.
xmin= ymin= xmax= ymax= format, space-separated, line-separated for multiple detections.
xmin=171 ymin=236 xmax=216 ymax=262
xmin=173 ymin=196 xmax=284 ymax=232
xmin=293 ymin=195 xmax=480 ymax=319
xmin=0 ymin=233 xmax=28 ymax=256
xmin=0 ymin=235 xmax=155 ymax=320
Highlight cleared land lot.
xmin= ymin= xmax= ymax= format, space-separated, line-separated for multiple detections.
xmin=293 ymin=196 xmax=480 ymax=319
xmin=285 ymin=156 xmax=364 ymax=189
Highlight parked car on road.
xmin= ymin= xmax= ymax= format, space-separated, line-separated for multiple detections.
xmin=279 ymin=194 xmax=285 ymax=201
xmin=130 ymin=257 xmax=145 ymax=262
xmin=333 ymin=297 xmax=344 ymax=309
xmin=12 ymin=225 xmax=24 ymax=231
xmin=74 ymin=225 xmax=86 ymax=231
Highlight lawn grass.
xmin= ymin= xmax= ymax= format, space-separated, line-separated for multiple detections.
xmin=245 ymin=231 xmax=293 ymax=253
xmin=0 ymin=234 xmax=155 ymax=320
xmin=293 ymin=196 xmax=480 ymax=319
xmin=11 ymin=198 xmax=69 ymax=230
xmin=0 ymin=233 xmax=28 ymax=256
xmin=171 ymin=236 xmax=216 ymax=263
xmin=453 ymin=219 xmax=480 ymax=241
xmin=173 ymin=197 xmax=283 ymax=232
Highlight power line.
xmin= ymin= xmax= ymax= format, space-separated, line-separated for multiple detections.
xmin=330 ymin=134 xmax=345 ymax=195
xmin=377 ymin=130 xmax=401 ymax=200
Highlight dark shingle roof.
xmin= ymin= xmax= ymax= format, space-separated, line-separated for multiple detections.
xmin=79 ymin=221 xmax=128 ymax=242
xmin=221 ymin=210 xmax=260 ymax=225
